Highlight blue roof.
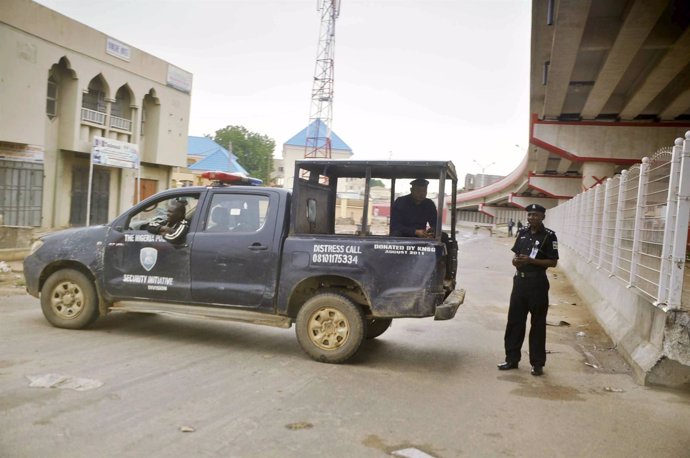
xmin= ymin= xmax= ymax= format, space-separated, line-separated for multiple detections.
xmin=188 ymin=136 xmax=231 ymax=158
xmin=187 ymin=136 xmax=249 ymax=175
xmin=284 ymin=119 xmax=352 ymax=151
xmin=188 ymin=150 xmax=249 ymax=174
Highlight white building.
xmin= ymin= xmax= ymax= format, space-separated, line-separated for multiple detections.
xmin=277 ymin=120 xmax=353 ymax=190
xmin=0 ymin=0 xmax=192 ymax=227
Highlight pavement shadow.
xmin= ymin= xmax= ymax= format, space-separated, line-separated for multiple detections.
xmin=90 ymin=311 xmax=299 ymax=358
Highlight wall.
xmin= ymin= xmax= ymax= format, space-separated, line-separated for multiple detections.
xmin=281 ymin=145 xmax=352 ymax=190
xmin=558 ymin=244 xmax=690 ymax=387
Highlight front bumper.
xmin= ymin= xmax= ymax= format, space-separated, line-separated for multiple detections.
xmin=434 ymin=289 xmax=465 ymax=320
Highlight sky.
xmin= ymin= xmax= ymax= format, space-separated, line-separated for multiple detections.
xmin=35 ymin=0 xmax=532 ymax=177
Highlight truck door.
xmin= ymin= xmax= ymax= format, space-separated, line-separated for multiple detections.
xmin=190 ymin=191 xmax=280 ymax=310
xmin=103 ymin=194 xmax=200 ymax=302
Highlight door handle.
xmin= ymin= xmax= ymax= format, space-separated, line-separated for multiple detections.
xmin=248 ymin=243 xmax=268 ymax=251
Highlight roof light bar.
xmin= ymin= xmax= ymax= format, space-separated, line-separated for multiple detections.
xmin=200 ymin=171 xmax=263 ymax=186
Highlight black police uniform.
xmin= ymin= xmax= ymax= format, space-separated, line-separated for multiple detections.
xmin=504 ymin=223 xmax=559 ymax=368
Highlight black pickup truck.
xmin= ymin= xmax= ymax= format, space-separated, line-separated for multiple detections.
xmin=24 ymin=160 xmax=464 ymax=363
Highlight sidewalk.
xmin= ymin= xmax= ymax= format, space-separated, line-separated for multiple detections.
xmin=0 ymin=259 xmax=25 ymax=295
xmin=0 ymin=226 xmax=65 ymax=295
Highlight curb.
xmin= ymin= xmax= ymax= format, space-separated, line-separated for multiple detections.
xmin=0 ymin=286 xmax=27 ymax=296
xmin=0 ymin=248 xmax=29 ymax=262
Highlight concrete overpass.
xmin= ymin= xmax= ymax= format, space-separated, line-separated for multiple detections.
xmin=458 ymin=0 xmax=690 ymax=219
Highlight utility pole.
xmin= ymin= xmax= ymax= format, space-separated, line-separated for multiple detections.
xmin=228 ymin=141 xmax=232 ymax=174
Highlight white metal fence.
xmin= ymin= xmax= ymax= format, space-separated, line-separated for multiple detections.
xmin=548 ymin=132 xmax=690 ymax=311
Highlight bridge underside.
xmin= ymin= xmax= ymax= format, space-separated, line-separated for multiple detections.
xmin=458 ymin=0 xmax=690 ymax=214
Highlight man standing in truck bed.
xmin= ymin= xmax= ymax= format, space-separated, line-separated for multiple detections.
xmin=390 ymin=178 xmax=437 ymax=238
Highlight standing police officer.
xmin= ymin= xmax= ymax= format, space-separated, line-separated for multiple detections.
xmin=498 ymin=204 xmax=559 ymax=376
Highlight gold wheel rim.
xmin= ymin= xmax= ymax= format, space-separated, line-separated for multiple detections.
xmin=50 ymin=280 xmax=85 ymax=320
xmin=307 ymin=306 xmax=350 ymax=350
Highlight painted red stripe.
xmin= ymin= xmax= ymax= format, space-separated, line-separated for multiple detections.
xmin=529 ymin=113 xmax=686 ymax=165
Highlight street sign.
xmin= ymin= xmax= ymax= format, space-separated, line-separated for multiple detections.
xmin=92 ymin=136 xmax=139 ymax=169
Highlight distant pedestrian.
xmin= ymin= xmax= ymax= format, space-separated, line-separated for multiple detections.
xmin=498 ymin=204 xmax=558 ymax=376
xmin=515 ymin=220 xmax=523 ymax=237
xmin=508 ymin=218 xmax=515 ymax=236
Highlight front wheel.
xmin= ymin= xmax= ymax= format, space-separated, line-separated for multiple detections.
xmin=40 ymin=269 xmax=100 ymax=329
xmin=295 ymin=292 xmax=365 ymax=363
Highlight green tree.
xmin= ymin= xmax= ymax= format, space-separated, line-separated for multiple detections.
xmin=211 ymin=125 xmax=275 ymax=184
xmin=370 ymin=179 xmax=385 ymax=188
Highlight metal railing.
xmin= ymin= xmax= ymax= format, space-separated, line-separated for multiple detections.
xmin=80 ymin=107 xmax=106 ymax=126
xmin=548 ymin=132 xmax=690 ymax=311
xmin=109 ymin=115 xmax=132 ymax=131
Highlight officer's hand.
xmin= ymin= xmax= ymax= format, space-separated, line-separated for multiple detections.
xmin=146 ymin=220 xmax=163 ymax=235
xmin=513 ymin=254 xmax=531 ymax=267
xmin=415 ymin=229 xmax=432 ymax=238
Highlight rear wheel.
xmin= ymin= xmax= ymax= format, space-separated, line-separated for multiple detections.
xmin=365 ymin=318 xmax=392 ymax=339
xmin=296 ymin=292 xmax=365 ymax=363
xmin=40 ymin=269 xmax=99 ymax=329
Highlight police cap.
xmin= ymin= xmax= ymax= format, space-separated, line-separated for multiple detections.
xmin=525 ymin=203 xmax=546 ymax=213
xmin=410 ymin=178 xmax=429 ymax=187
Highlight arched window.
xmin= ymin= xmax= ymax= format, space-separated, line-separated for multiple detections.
xmin=111 ymin=85 xmax=133 ymax=131
xmin=81 ymin=75 xmax=109 ymax=125
xmin=141 ymin=89 xmax=159 ymax=137
xmin=46 ymin=57 xmax=76 ymax=120
xmin=46 ymin=74 xmax=58 ymax=119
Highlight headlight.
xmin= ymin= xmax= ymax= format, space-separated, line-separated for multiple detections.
xmin=29 ymin=240 xmax=44 ymax=255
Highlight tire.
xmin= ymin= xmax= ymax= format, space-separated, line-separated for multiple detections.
xmin=295 ymin=292 xmax=365 ymax=363
xmin=365 ymin=318 xmax=392 ymax=339
xmin=40 ymin=269 xmax=100 ymax=329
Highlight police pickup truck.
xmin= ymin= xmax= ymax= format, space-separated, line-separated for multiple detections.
xmin=24 ymin=160 xmax=464 ymax=363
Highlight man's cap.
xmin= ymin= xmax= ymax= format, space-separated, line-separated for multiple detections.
xmin=525 ymin=203 xmax=546 ymax=213
xmin=410 ymin=178 xmax=429 ymax=187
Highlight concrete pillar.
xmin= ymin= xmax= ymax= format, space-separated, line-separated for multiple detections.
xmin=119 ymin=168 xmax=136 ymax=214
xmin=581 ymin=162 xmax=616 ymax=191
xmin=105 ymin=97 xmax=115 ymax=139
xmin=130 ymin=105 xmax=138 ymax=140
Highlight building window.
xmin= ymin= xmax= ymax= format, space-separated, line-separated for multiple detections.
xmin=46 ymin=77 xmax=58 ymax=119
xmin=82 ymin=88 xmax=105 ymax=112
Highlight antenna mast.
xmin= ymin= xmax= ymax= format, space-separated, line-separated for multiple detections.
xmin=305 ymin=0 xmax=340 ymax=161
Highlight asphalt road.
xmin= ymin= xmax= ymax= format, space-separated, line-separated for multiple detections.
xmin=2 ymin=231 xmax=689 ymax=457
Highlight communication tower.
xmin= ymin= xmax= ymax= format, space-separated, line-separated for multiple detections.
xmin=304 ymin=0 xmax=340 ymax=161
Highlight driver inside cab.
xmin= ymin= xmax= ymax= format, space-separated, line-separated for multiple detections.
xmin=146 ymin=199 xmax=190 ymax=244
